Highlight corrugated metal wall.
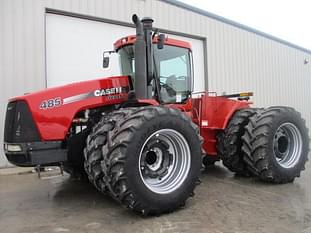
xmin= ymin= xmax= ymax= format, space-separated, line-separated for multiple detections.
xmin=0 ymin=0 xmax=310 ymax=167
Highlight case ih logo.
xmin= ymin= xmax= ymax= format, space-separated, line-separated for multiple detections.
xmin=94 ymin=87 xmax=122 ymax=97
xmin=40 ymin=86 xmax=128 ymax=109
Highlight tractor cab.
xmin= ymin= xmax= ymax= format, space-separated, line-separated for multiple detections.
xmin=104 ymin=16 xmax=194 ymax=105
xmin=115 ymin=36 xmax=193 ymax=104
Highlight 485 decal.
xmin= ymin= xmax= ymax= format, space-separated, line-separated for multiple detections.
xmin=40 ymin=97 xmax=62 ymax=110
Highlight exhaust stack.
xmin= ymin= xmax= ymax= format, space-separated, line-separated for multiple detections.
xmin=132 ymin=14 xmax=154 ymax=99
xmin=141 ymin=17 xmax=154 ymax=86
xmin=132 ymin=14 xmax=148 ymax=99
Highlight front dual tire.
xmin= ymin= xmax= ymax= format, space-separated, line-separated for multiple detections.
xmin=84 ymin=106 xmax=202 ymax=215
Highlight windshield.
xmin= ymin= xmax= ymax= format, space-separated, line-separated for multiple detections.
xmin=118 ymin=45 xmax=192 ymax=104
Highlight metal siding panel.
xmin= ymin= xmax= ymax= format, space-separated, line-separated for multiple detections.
xmin=0 ymin=0 xmax=5 ymax=167
xmin=0 ymin=0 xmax=15 ymax=167
xmin=208 ymin=19 xmax=220 ymax=91
xmin=167 ymin=2 xmax=177 ymax=30
xmin=24 ymin=1 xmax=36 ymax=92
xmin=217 ymin=22 xmax=225 ymax=89
xmin=70 ymin=0 xmax=80 ymax=13
xmin=80 ymin=0 xmax=87 ymax=13
xmin=168 ymin=2 xmax=180 ymax=31
xmin=13 ymin=0 xmax=25 ymax=91
xmin=0 ymin=0 xmax=47 ymax=167
xmin=33 ymin=0 xmax=46 ymax=90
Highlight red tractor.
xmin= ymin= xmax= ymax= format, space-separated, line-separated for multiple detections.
xmin=3 ymin=15 xmax=309 ymax=215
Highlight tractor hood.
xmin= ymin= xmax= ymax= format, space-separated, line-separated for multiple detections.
xmin=8 ymin=76 xmax=130 ymax=140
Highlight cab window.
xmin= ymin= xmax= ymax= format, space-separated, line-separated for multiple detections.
xmin=154 ymin=46 xmax=191 ymax=104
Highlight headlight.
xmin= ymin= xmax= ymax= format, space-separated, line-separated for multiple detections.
xmin=5 ymin=144 xmax=22 ymax=152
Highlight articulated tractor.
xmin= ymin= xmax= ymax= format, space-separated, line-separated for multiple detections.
xmin=4 ymin=15 xmax=309 ymax=215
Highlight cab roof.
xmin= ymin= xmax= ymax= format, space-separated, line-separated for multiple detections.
xmin=114 ymin=35 xmax=192 ymax=51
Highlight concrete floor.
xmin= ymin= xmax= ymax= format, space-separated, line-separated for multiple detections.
xmin=1 ymin=163 xmax=311 ymax=233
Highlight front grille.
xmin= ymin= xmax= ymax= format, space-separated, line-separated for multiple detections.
xmin=4 ymin=100 xmax=40 ymax=143
xmin=4 ymin=102 xmax=16 ymax=142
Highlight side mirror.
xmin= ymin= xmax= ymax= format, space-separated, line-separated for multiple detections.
xmin=157 ymin=34 xmax=165 ymax=49
xmin=102 ymin=50 xmax=115 ymax=68
xmin=103 ymin=57 xmax=110 ymax=68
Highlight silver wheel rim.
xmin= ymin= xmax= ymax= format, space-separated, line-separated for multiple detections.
xmin=273 ymin=123 xmax=303 ymax=168
xmin=139 ymin=129 xmax=191 ymax=194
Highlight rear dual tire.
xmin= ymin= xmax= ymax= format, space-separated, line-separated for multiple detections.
xmin=217 ymin=106 xmax=309 ymax=183
xmin=242 ymin=107 xmax=309 ymax=183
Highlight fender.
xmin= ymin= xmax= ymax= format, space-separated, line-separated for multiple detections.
xmin=11 ymin=76 xmax=130 ymax=141
xmin=192 ymin=95 xmax=251 ymax=155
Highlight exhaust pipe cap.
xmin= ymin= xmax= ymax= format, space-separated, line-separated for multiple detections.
xmin=132 ymin=14 xmax=139 ymax=24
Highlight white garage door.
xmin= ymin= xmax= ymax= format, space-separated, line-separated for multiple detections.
xmin=46 ymin=14 xmax=205 ymax=92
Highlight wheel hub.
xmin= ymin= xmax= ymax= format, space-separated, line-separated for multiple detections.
xmin=273 ymin=123 xmax=303 ymax=168
xmin=139 ymin=129 xmax=191 ymax=194
xmin=145 ymin=150 xmax=159 ymax=168
xmin=141 ymin=140 xmax=173 ymax=178
xmin=274 ymin=130 xmax=290 ymax=159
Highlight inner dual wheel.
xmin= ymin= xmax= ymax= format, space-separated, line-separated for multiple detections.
xmin=84 ymin=106 xmax=202 ymax=215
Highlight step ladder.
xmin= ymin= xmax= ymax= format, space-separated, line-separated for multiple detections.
xmin=35 ymin=163 xmax=65 ymax=180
